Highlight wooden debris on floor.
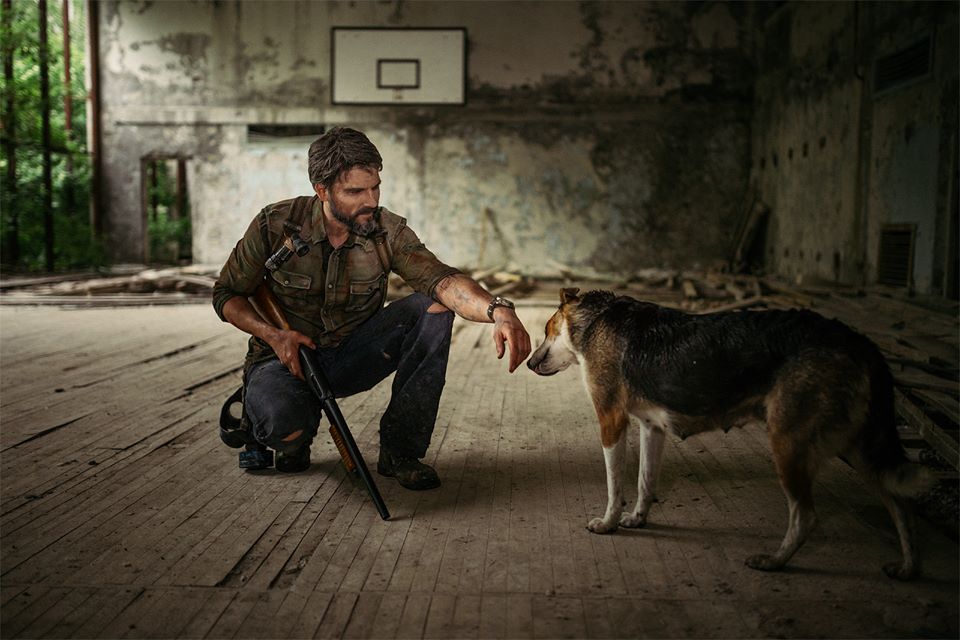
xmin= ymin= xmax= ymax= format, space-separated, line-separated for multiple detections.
xmin=0 ymin=267 xmax=217 ymax=306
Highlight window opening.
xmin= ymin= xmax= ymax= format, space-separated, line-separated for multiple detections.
xmin=143 ymin=157 xmax=191 ymax=264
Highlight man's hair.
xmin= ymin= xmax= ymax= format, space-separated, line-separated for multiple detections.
xmin=308 ymin=127 xmax=383 ymax=189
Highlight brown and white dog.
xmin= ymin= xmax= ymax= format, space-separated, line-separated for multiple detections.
xmin=527 ymin=288 xmax=933 ymax=579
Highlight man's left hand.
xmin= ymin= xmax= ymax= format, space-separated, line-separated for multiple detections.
xmin=492 ymin=307 xmax=531 ymax=372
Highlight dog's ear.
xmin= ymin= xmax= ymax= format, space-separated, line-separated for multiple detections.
xmin=560 ymin=287 xmax=580 ymax=304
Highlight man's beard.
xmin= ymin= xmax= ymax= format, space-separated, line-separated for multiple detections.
xmin=329 ymin=199 xmax=380 ymax=237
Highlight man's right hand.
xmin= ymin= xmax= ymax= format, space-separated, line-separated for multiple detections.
xmin=222 ymin=296 xmax=317 ymax=380
xmin=266 ymin=329 xmax=316 ymax=380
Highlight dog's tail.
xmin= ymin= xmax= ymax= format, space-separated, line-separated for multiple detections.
xmin=863 ymin=348 xmax=937 ymax=497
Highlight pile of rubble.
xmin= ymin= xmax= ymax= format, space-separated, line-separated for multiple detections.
xmin=0 ymin=266 xmax=218 ymax=306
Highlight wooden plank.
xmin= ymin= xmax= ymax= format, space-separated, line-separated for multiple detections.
xmin=259 ymin=470 xmax=358 ymax=592
xmin=531 ymin=595 xmax=587 ymax=639
xmin=120 ymin=588 xmax=219 ymax=639
xmin=0 ymin=586 xmax=53 ymax=637
xmin=422 ymin=593 xmax=457 ymax=639
xmin=283 ymin=488 xmax=366 ymax=594
xmin=479 ymin=370 xmax=519 ymax=595
xmin=341 ymin=591 xmax=383 ymax=638
xmin=896 ymin=388 xmax=960 ymax=470
xmin=478 ymin=594 xmax=507 ymax=639
xmin=202 ymin=589 xmax=259 ymax=639
xmin=69 ymin=587 xmax=144 ymax=639
xmin=434 ymin=372 xmax=500 ymax=595
xmin=394 ymin=593 xmax=431 ymax=639
xmin=287 ymin=590 xmax=334 ymax=638
xmin=368 ymin=592 xmax=407 ymax=639
xmin=450 ymin=594 xmax=482 ymax=639
xmin=231 ymin=589 xmax=289 ymax=640
xmin=176 ymin=589 xmax=238 ymax=639
xmin=266 ymin=590 xmax=311 ymax=639
xmin=911 ymin=388 xmax=960 ymax=425
xmin=34 ymin=587 xmax=102 ymax=638
xmin=313 ymin=592 xmax=359 ymax=638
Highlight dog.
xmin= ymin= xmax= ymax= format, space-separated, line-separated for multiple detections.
xmin=527 ymin=288 xmax=934 ymax=579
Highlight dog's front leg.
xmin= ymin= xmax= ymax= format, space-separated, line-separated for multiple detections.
xmin=587 ymin=403 xmax=629 ymax=534
xmin=621 ymin=421 xmax=665 ymax=528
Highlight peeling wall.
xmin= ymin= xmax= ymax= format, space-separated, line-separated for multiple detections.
xmin=95 ymin=0 xmax=752 ymax=274
xmin=750 ymin=1 xmax=958 ymax=294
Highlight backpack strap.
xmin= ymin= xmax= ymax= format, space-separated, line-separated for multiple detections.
xmin=372 ymin=228 xmax=392 ymax=275
xmin=258 ymin=195 xmax=314 ymax=254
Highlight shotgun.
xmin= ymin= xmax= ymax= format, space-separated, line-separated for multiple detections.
xmin=250 ymin=283 xmax=390 ymax=521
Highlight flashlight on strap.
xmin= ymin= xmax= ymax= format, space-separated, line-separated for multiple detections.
xmin=265 ymin=225 xmax=310 ymax=272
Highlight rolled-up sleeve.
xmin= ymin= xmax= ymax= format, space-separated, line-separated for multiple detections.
xmin=212 ymin=214 xmax=268 ymax=321
xmin=390 ymin=224 xmax=461 ymax=300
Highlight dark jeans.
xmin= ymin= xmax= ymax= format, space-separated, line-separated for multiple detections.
xmin=245 ymin=294 xmax=454 ymax=457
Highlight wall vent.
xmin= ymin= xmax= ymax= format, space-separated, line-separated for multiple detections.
xmin=874 ymin=36 xmax=932 ymax=96
xmin=877 ymin=224 xmax=916 ymax=287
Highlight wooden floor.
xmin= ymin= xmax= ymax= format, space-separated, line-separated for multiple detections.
xmin=0 ymin=301 xmax=957 ymax=639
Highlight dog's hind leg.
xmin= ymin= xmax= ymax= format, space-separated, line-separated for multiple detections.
xmin=620 ymin=421 xmax=665 ymax=528
xmin=878 ymin=491 xmax=920 ymax=580
xmin=846 ymin=450 xmax=923 ymax=580
xmin=587 ymin=401 xmax=630 ymax=534
xmin=746 ymin=429 xmax=820 ymax=571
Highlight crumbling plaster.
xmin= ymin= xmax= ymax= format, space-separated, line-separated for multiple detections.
xmin=96 ymin=1 xmax=752 ymax=273
xmin=750 ymin=1 xmax=958 ymax=294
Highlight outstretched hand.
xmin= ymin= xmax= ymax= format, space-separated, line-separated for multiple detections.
xmin=267 ymin=329 xmax=316 ymax=380
xmin=492 ymin=308 xmax=531 ymax=373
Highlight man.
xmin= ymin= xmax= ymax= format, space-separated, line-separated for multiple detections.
xmin=213 ymin=127 xmax=531 ymax=489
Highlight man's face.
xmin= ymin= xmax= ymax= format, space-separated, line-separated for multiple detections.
xmin=320 ymin=166 xmax=381 ymax=237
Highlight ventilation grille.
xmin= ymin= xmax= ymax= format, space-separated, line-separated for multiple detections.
xmin=874 ymin=36 xmax=932 ymax=95
xmin=877 ymin=224 xmax=915 ymax=287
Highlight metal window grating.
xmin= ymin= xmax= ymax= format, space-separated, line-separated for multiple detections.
xmin=874 ymin=36 xmax=932 ymax=95
xmin=877 ymin=224 xmax=916 ymax=287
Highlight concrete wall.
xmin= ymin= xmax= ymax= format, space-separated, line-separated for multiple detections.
xmin=749 ymin=1 xmax=958 ymax=294
xmin=95 ymin=0 xmax=753 ymax=274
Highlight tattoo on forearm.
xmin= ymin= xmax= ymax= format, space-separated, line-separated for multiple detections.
xmin=437 ymin=274 xmax=490 ymax=320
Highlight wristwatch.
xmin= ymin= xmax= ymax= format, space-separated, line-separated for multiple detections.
xmin=486 ymin=295 xmax=515 ymax=320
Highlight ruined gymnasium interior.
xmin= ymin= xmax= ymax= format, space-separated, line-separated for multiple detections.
xmin=1 ymin=1 xmax=958 ymax=639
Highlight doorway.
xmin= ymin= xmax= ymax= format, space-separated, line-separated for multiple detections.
xmin=141 ymin=156 xmax=191 ymax=264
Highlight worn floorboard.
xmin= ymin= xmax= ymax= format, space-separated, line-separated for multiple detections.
xmin=1 ymin=302 xmax=957 ymax=639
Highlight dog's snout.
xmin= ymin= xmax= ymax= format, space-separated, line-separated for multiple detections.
xmin=526 ymin=350 xmax=541 ymax=371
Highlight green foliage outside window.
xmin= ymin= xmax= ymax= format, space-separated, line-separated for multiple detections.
xmin=1 ymin=0 xmax=106 ymax=272
xmin=146 ymin=159 xmax=192 ymax=265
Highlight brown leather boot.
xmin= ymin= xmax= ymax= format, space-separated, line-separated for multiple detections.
xmin=377 ymin=450 xmax=441 ymax=490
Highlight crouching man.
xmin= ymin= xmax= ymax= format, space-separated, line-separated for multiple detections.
xmin=213 ymin=127 xmax=530 ymax=489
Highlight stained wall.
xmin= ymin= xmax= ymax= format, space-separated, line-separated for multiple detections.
xmin=95 ymin=0 xmax=753 ymax=274
xmin=750 ymin=1 xmax=958 ymax=294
